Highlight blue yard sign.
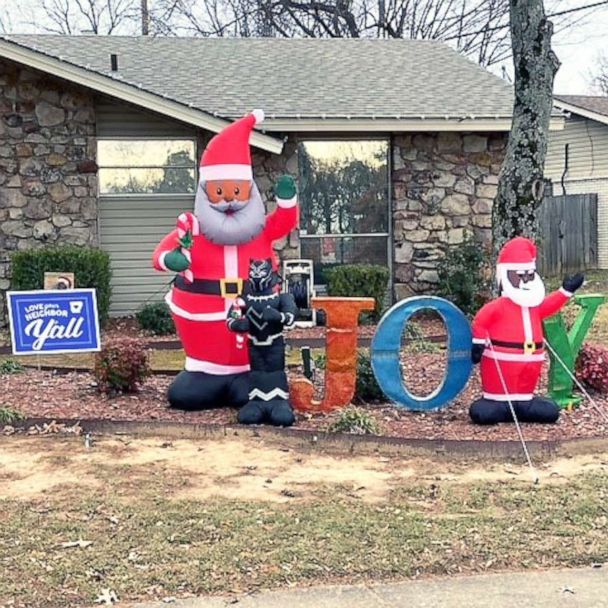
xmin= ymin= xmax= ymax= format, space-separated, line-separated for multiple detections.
xmin=7 ymin=289 xmax=101 ymax=355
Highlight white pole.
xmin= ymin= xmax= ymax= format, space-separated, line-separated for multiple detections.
xmin=486 ymin=339 xmax=539 ymax=484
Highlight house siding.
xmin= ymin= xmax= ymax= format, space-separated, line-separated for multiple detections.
xmin=95 ymin=100 xmax=196 ymax=138
xmin=546 ymin=115 xmax=608 ymax=180
xmin=546 ymin=115 xmax=608 ymax=268
xmin=0 ymin=59 xmax=98 ymax=326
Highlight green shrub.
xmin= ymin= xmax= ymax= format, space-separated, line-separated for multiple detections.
xmin=325 ymin=264 xmax=389 ymax=321
xmin=437 ymin=237 xmax=492 ymax=317
xmin=94 ymin=338 xmax=150 ymax=394
xmin=328 ymin=407 xmax=381 ymax=435
xmin=0 ymin=359 xmax=24 ymax=375
xmin=11 ymin=246 xmax=112 ymax=325
xmin=136 ymin=302 xmax=175 ymax=336
xmin=355 ymin=351 xmax=384 ymax=402
xmin=0 ymin=406 xmax=24 ymax=424
xmin=313 ymin=350 xmax=384 ymax=403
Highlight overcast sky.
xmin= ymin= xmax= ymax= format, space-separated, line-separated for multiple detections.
xmin=538 ymin=4 xmax=608 ymax=95
xmin=3 ymin=1 xmax=608 ymax=96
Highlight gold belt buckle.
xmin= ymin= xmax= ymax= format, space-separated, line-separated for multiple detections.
xmin=524 ymin=341 xmax=536 ymax=355
xmin=219 ymin=278 xmax=243 ymax=299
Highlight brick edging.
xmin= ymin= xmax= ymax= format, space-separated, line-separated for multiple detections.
xmin=7 ymin=417 xmax=608 ymax=461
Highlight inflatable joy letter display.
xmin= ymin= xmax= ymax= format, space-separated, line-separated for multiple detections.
xmin=150 ymin=131 xmax=594 ymax=424
xmin=371 ymin=297 xmax=473 ymax=411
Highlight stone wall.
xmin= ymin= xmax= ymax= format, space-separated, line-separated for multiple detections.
xmin=0 ymin=60 xmax=98 ymax=322
xmin=392 ymin=132 xmax=507 ymax=296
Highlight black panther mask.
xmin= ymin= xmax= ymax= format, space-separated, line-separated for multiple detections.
xmin=249 ymin=258 xmax=276 ymax=293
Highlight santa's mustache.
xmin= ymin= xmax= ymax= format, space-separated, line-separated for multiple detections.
xmin=211 ymin=200 xmax=248 ymax=214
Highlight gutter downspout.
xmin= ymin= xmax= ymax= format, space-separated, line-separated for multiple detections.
xmin=561 ymin=143 xmax=569 ymax=196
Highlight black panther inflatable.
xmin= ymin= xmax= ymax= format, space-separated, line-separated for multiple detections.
xmin=227 ymin=259 xmax=298 ymax=426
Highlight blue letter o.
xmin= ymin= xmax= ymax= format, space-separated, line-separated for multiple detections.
xmin=371 ymin=296 xmax=472 ymax=411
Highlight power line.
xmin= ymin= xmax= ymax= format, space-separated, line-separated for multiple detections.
xmin=444 ymin=0 xmax=608 ymax=41
xmin=550 ymin=0 xmax=608 ymax=19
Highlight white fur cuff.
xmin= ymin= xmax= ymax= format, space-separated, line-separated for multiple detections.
xmin=277 ymin=195 xmax=297 ymax=209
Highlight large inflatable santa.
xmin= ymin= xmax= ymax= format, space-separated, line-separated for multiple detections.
xmin=469 ymin=237 xmax=584 ymax=425
xmin=152 ymin=110 xmax=298 ymax=410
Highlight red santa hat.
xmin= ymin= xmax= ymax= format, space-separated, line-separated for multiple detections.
xmin=496 ymin=236 xmax=537 ymax=283
xmin=200 ymin=109 xmax=265 ymax=182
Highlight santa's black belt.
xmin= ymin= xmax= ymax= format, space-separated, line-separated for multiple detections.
xmin=174 ymin=275 xmax=249 ymax=297
xmin=490 ymin=339 xmax=544 ymax=350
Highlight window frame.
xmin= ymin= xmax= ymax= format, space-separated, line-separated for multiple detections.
xmin=97 ymin=135 xmax=199 ymax=198
xmin=296 ymin=136 xmax=393 ymax=292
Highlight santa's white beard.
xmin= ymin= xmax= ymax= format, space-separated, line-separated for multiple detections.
xmin=194 ymin=182 xmax=266 ymax=245
xmin=500 ymin=269 xmax=546 ymax=308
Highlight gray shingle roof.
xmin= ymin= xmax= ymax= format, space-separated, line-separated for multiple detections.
xmin=555 ymin=95 xmax=608 ymax=119
xmin=3 ymin=35 xmax=514 ymax=121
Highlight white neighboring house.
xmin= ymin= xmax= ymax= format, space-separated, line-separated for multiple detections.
xmin=548 ymin=95 xmax=608 ymax=270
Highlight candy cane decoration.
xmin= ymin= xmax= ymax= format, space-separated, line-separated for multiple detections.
xmin=176 ymin=212 xmax=200 ymax=284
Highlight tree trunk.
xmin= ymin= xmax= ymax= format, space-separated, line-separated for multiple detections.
xmin=492 ymin=0 xmax=560 ymax=256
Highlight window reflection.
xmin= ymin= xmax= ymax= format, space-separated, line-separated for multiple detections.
xmin=297 ymin=140 xmax=390 ymax=283
xmin=298 ymin=140 xmax=389 ymax=235
xmin=98 ymin=139 xmax=196 ymax=195
xmin=301 ymin=236 xmax=389 ymax=284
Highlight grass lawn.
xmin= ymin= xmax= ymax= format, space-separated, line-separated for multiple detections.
xmin=0 ymin=434 xmax=607 ymax=608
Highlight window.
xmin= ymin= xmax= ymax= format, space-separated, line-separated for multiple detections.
xmin=98 ymin=139 xmax=197 ymax=195
xmin=297 ymin=140 xmax=390 ymax=284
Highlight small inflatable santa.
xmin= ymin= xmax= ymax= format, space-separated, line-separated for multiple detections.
xmin=469 ymin=236 xmax=584 ymax=425
xmin=152 ymin=110 xmax=298 ymax=410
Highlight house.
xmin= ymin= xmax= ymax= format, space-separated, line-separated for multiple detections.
xmin=0 ymin=35 xmax=564 ymax=320
xmin=547 ymin=95 xmax=608 ymax=270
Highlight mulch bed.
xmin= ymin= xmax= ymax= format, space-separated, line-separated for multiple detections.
xmin=102 ymin=316 xmax=447 ymax=349
xmin=3 ymin=349 xmax=607 ymax=442
xmin=0 ymin=315 xmax=445 ymax=351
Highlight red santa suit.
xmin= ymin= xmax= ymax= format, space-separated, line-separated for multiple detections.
xmin=152 ymin=110 xmax=298 ymax=377
xmin=472 ymin=238 xmax=572 ymax=402
xmin=153 ymin=204 xmax=297 ymax=374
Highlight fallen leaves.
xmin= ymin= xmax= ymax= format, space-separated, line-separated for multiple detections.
xmin=95 ymin=588 xmax=119 ymax=605
xmin=60 ymin=539 xmax=93 ymax=549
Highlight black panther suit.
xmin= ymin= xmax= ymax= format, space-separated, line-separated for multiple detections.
xmin=227 ymin=259 xmax=298 ymax=426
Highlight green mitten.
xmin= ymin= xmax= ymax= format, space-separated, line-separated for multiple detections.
xmin=164 ymin=248 xmax=190 ymax=273
xmin=275 ymin=175 xmax=297 ymax=200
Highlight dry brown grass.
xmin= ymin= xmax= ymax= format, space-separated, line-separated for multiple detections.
xmin=1 ymin=434 xmax=608 ymax=608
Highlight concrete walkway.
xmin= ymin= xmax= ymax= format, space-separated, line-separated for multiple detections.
xmin=131 ymin=566 xmax=607 ymax=608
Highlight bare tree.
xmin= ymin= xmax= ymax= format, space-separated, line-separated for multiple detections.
xmin=12 ymin=0 xmax=140 ymax=34
xmin=149 ymin=0 xmax=604 ymax=67
xmin=492 ymin=0 xmax=560 ymax=254
xmin=591 ymin=52 xmax=608 ymax=95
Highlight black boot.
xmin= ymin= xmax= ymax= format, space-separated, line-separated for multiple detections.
xmin=237 ymin=401 xmax=266 ymax=425
xmin=268 ymin=399 xmax=296 ymax=427
xmin=168 ymin=370 xmax=249 ymax=410
xmin=515 ymin=397 xmax=560 ymax=423
xmin=469 ymin=398 xmax=512 ymax=425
